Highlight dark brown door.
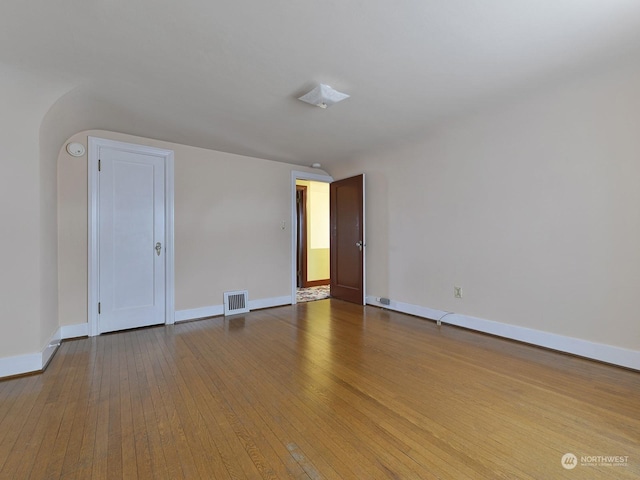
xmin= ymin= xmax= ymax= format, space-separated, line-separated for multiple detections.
xmin=296 ymin=185 xmax=307 ymax=288
xmin=330 ymin=174 xmax=365 ymax=304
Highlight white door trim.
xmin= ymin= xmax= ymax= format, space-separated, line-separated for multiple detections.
xmin=88 ymin=136 xmax=175 ymax=336
xmin=290 ymin=170 xmax=333 ymax=304
xmin=361 ymin=174 xmax=366 ymax=305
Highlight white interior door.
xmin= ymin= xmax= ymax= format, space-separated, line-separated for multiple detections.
xmin=98 ymin=146 xmax=166 ymax=333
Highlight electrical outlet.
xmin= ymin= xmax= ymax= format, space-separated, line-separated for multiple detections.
xmin=454 ymin=286 xmax=462 ymax=298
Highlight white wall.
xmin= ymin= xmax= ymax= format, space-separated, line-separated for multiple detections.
xmin=331 ymin=61 xmax=640 ymax=353
xmin=0 ymin=63 xmax=71 ymax=359
xmin=58 ymin=130 xmax=319 ymax=326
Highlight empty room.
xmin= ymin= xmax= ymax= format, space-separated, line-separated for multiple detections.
xmin=0 ymin=1 xmax=639 ymax=478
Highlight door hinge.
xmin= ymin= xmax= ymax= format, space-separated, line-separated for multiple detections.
xmin=98 ymin=159 xmax=101 ymax=171
xmin=98 ymin=302 xmax=101 ymax=314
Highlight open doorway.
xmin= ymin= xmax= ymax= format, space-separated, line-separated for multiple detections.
xmin=291 ymin=170 xmax=366 ymax=305
xmin=295 ymin=179 xmax=330 ymax=302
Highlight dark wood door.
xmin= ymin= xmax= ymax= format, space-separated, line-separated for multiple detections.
xmin=330 ymin=174 xmax=365 ymax=304
xmin=296 ymin=185 xmax=307 ymax=288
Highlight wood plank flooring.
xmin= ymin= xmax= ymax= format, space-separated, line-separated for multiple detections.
xmin=0 ymin=299 xmax=638 ymax=479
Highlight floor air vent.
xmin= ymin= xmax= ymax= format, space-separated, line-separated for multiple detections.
xmin=224 ymin=290 xmax=250 ymax=315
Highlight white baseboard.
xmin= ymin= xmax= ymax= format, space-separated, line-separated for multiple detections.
xmin=175 ymin=295 xmax=292 ymax=323
xmin=42 ymin=327 xmax=62 ymax=369
xmin=60 ymin=322 xmax=90 ymax=339
xmin=249 ymin=295 xmax=291 ymax=310
xmin=366 ymin=296 xmax=640 ymax=371
xmin=0 ymin=326 xmax=63 ymax=378
xmin=175 ymin=305 xmax=224 ymax=322
xmin=0 ymin=352 xmax=43 ymax=378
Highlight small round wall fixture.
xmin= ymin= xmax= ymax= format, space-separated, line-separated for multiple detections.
xmin=66 ymin=142 xmax=86 ymax=157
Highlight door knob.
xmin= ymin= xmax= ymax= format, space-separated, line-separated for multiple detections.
xmin=155 ymin=242 xmax=162 ymax=256
xmin=356 ymin=241 xmax=365 ymax=251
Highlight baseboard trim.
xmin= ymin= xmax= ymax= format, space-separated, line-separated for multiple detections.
xmin=60 ymin=323 xmax=90 ymax=339
xmin=42 ymin=328 xmax=62 ymax=370
xmin=303 ymin=279 xmax=330 ymax=288
xmin=0 ymin=352 xmax=43 ymax=378
xmin=175 ymin=305 xmax=224 ymax=322
xmin=176 ymin=295 xmax=292 ymax=323
xmin=0 ymin=326 xmax=63 ymax=379
xmin=249 ymin=295 xmax=292 ymax=311
xmin=366 ymin=296 xmax=640 ymax=371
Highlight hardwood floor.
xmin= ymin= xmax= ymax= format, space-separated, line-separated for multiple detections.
xmin=1 ymin=299 xmax=638 ymax=479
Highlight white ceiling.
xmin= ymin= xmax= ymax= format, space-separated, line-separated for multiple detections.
xmin=3 ymin=0 xmax=640 ymax=168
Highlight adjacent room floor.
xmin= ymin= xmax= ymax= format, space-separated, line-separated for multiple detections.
xmin=296 ymin=285 xmax=330 ymax=303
